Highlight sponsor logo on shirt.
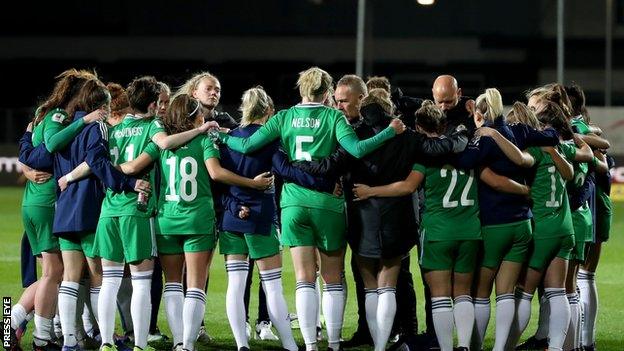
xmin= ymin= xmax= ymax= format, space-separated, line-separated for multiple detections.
xmin=51 ymin=113 xmax=66 ymax=123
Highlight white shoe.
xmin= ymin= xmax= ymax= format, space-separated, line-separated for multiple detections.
xmin=196 ymin=326 xmax=214 ymax=344
xmin=172 ymin=342 xmax=184 ymax=351
xmin=255 ymin=321 xmax=279 ymax=341
xmin=246 ymin=322 xmax=252 ymax=340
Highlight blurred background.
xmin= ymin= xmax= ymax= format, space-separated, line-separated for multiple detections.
xmin=0 ymin=0 xmax=623 ymax=198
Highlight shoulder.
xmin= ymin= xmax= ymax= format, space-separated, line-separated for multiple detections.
xmin=85 ymin=121 xmax=109 ymax=140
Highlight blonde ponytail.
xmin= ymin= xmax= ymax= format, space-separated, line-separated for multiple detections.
xmin=239 ymin=86 xmax=273 ymax=127
xmin=296 ymin=67 xmax=333 ymax=101
xmin=476 ymin=88 xmax=503 ymax=122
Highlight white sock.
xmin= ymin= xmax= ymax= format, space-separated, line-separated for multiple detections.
xmin=131 ymin=270 xmax=153 ymax=349
xmin=32 ymin=314 xmax=54 ymax=345
xmin=472 ymin=297 xmax=490 ymax=351
xmin=492 ymin=293 xmax=515 ymax=351
xmin=545 ymin=288 xmax=570 ymax=351
xmin=432 ymin=297 xmax=454 ymax=351
xmin=89 ymin=286 xmax=100 ymax=324
xmin=453 ymin=295 xmax=474 ymax=349
xmin=75 ymin=279 xmax=88 ymax=341
xmin=364 ymin=288 xmax=379 ymax=346
xmin=163 ymin=282 xmax=184 ymax=345
xmin=117 ymin=277 xmax=134 ymax=334
xmin=340 ymin=270 xmax=348 ymax=313
xmin=578 ymin=270 xmax=597 ymax=347
xmin=82 ymin=301 xmax=95 ymax=338
xmin=225 ymin=260 xmax=249 ymax=349
xmin=315 ymin=271 xmax=322 ymax=329
xmin=99 ymin=266 xmax=124 ymax=345
xmin=376 ymin=287 xmax=396 ymax=351
xmin=296 ymin=281 xmax=318 ymax=349
xmin=535 ymin=293 xmax=550 ymax=340
xmin=11 ymin=304 xmax=27 ymax=330
xmin=53 ymin=312 xmax=62 ymax=340
xmin=564 ymin=293 xmax=579 ymax=350
xmin=183 ymin=288 xmax=206 ymax=351
xmin=59 ymin=281 xmax=80 ymax=346
xmin=260 ymin=268 xmax=298 ymax=351
xmin=322 ymin=283 xmax=345 ymax=350
xmin=506 ymin=289 xmax=533 ymax=350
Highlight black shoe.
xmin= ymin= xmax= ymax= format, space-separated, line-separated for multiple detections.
xmin=8 ymin=328 xmax=22 ymax=351
xmin=454 ymin=348 xmax=469 ymax=351
xmin=238 ymin=347 xmax=250 ymax=351
xmin=583 ymin=344 xmax=596 ymax=351
xmin=515 ymin=336 xmax=548 ymax=350
xmin=342 ymin=329 xmax=374 ymax=348
xmin=427 ymin=336 xmax=440 ymax=351
xmin=32 ymin=340 xmax=61 ymax=351
xmin=328 ymin=347 xmax=343 ymax=351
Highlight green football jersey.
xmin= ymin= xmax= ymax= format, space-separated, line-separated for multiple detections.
xmin=99 ymin=115 xmax=164 ymax=218
xmin=157 ymin=135 xmax=219 ymax=233
xmin=571 ymin=116 xmax=590 ymax=135
xmin=22 ymin=108 xmax=68 ymax=207
xmin=221 ymin=102 xmax=395 ymax=213
xmin=559 ymin=140 xmax=588 ymax=189
xmin=413 ymin=163 xmax=480 ymax=241
xmin=526 ymin=147 xmax=574 ymax=239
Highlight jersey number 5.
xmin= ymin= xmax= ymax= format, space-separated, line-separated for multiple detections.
xmin=295 ymin=135 xmax=313 ymax=161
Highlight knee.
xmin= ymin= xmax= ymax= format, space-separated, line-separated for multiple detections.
xmin=44 ymin=262 xmax=64 ymax=283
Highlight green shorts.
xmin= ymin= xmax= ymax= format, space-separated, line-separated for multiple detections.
xmin=94 ymin=216 xmax=155 ymax=263
xmin=59 ymin=233 xmax=96 ymax=258
xmin=595 ymin=191 xmax=612 ymax=242
xmin=481 ymin=219 xmax=532 ymax=268
xmin=419 ymin=239 xmax=480 ymax=273
xmin=280 ymin=206 xmax=346 ymax=252
xmin=528 ymin=235 xmax=574 ymax=271
xmin=22 ymin=206 xmax=58 ymax=255
xmin=219 ymin=228 xmax=280 ymax=260
xmin=572 ymin=206 xmax=593 ymax=243
xmin=157 ymin=233 xmax=216 ymax=255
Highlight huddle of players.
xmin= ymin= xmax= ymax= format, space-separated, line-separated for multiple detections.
xmin=11 ymin=66 xmax=612 ymax=351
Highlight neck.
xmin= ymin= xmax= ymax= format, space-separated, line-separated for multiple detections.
xmin=301 ymin=97 xmax=323 ymax=104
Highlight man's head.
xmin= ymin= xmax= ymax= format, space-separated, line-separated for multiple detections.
xmin=334 ymin=74 xmax=368 ymax=121
xmin=432 ymin=75 xmax=461 ymax=111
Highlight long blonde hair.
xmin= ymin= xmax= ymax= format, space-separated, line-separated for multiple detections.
xmin=506 ymin=101 xmax=541 ymax=129
xmin=476 ymin=88 xmax=504 ymax=122
xmin=296 ymin=67 xmax=333 ymax=101
xmin=239 ymin=86 xmax=273 ymax=127
xmin=175 ymin=71 xmax=219 ymax=98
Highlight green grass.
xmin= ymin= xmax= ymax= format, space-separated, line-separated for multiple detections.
xmin=1 ymin=186 xmax=623 ymax=350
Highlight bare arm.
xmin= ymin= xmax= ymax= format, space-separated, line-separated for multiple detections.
xmin=572 ymin=134 xmax=594 ymax=162
xmin=352 ymin=171 xmax=424 ymax=201
xmin=592 ymin=150 xmax=609 ymax=174
xmin=579 ymin=133 xmax=610 ymax=150
xmin=543 ymin=147 xmax=574 ymax=181
xmin=479 ymin=167 xmax=530 ymax=195
xmin=205 ymin=157 xmax=273 ymax=190
xmin=476 ymin=127 xmax=534 ymax=167
xmin=119 ymin=153 xmax=155 ymax=175
xmin=152 ymin=121 xmax=219 ymax=150
xmin=58 ymin=162 xmax=92 ymax=191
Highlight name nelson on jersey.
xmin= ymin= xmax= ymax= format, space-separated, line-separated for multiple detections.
xmin=291 ymin=117 xmax=321 ymax=129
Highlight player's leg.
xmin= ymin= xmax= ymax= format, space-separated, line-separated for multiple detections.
xmin=255 ymin=233 xmax=298 ymax=351
xmin=221 ymin=231 xmax=251 ymax=350
xmin=355 ymin=255 xmax=379 ymax=347
xmin=544 ymin=257 xmax=570 ymax=351
xmin=158 ymin=236 xmax=185 ymax=350
xmin=375 ymin=256 xmax=401 ymax=351
xmin=58 ymin=246 xmax=86 ymax=349
xmin=453 ymin=240 xmax=479 ymax=351
xmin=579 ymin=242 xmax=601 ymax=350
xmin=182 ymin=245 xmax=212 ymax=351
xmin=281 ymin=206 xmax=320 ymax=351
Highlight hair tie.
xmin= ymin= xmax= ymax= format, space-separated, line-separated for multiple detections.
xmin=189 ymin=100 xmax=200 ymax=118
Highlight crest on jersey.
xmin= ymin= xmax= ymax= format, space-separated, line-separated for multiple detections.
xmin=51 ymin=113 xmax=66 ymax=123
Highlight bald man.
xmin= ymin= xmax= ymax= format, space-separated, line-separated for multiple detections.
xmin=431 ymin=75 xmax=476 ymax=132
